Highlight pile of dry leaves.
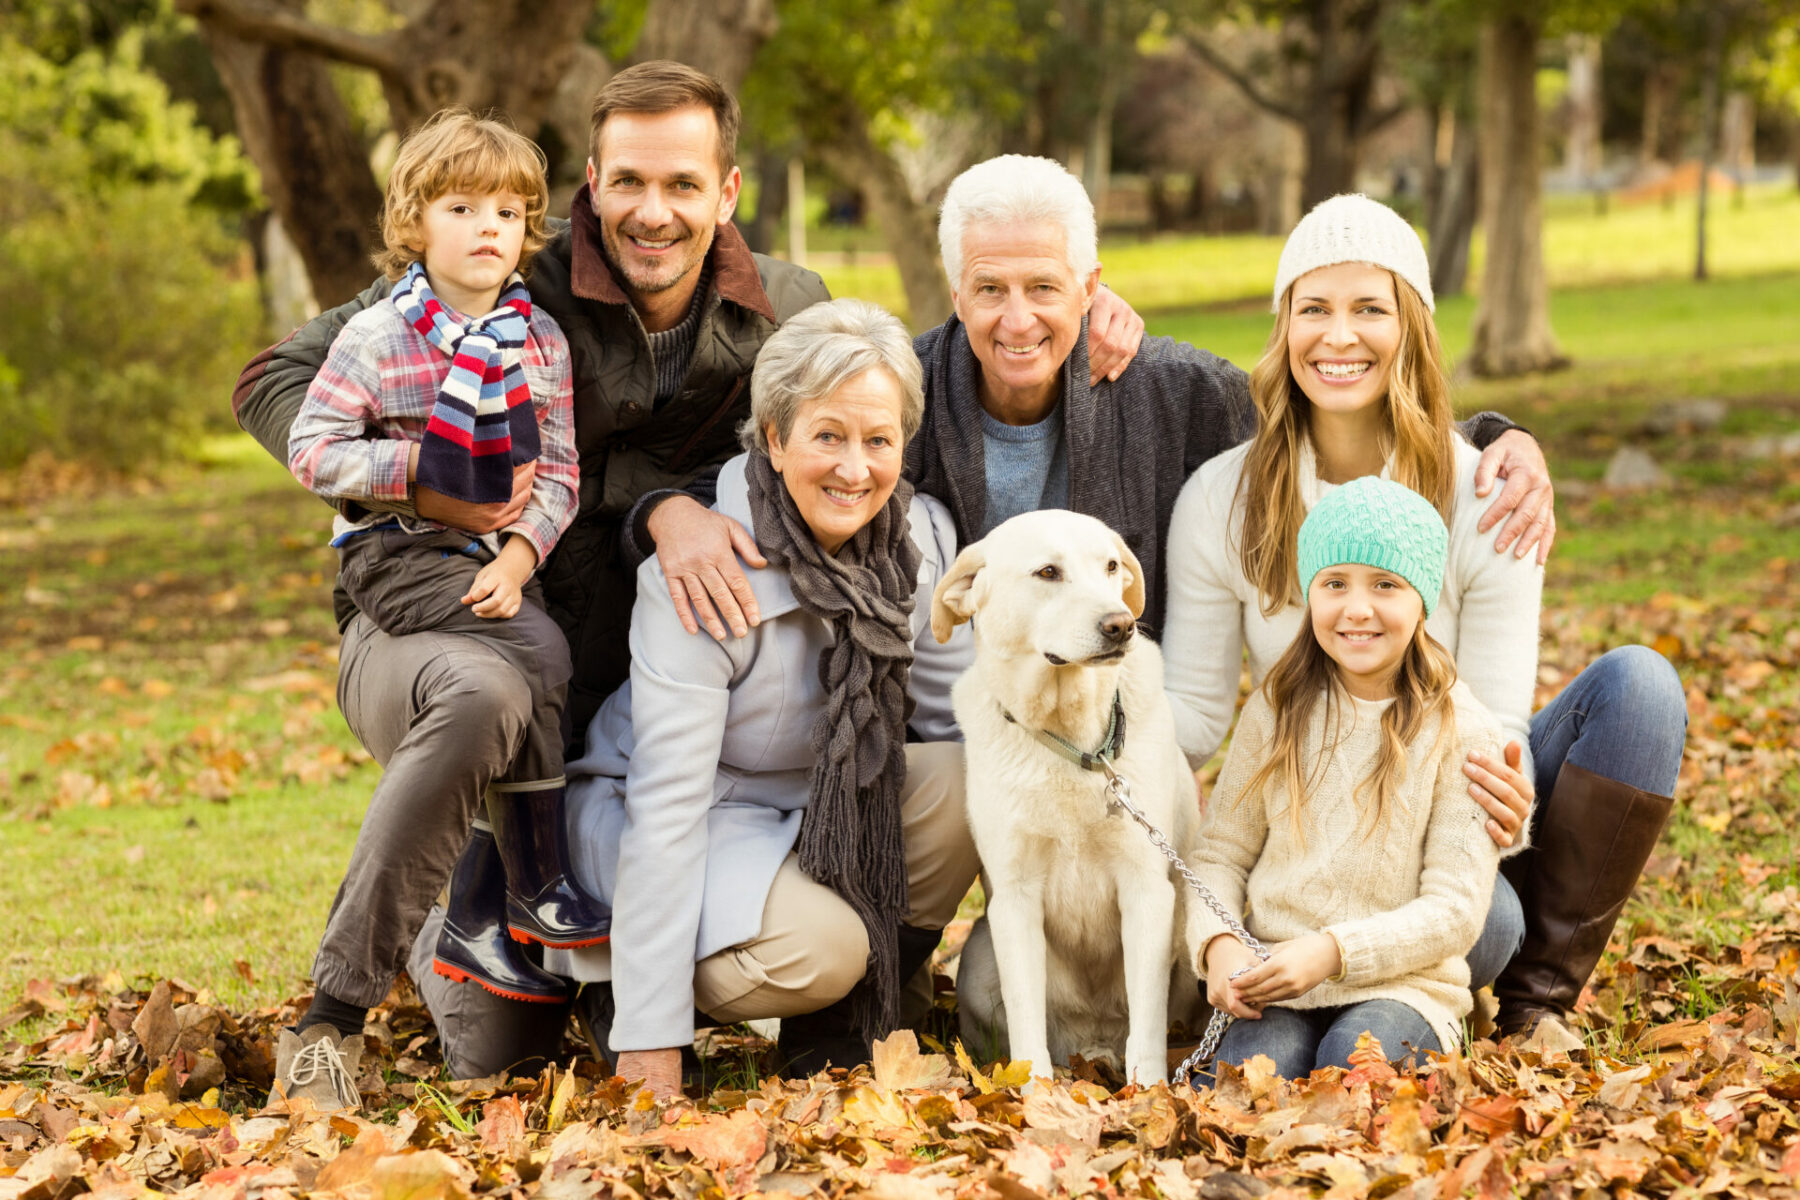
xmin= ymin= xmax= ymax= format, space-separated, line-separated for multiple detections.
xmin=5 ymin=931 xmax=1800 ymax=1200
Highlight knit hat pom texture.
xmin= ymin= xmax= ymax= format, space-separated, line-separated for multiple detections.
xmin=1273 ymin=193 xmax=1434 ymax=314
xmin=1297 ymin=476 xmax=1448 ymax=617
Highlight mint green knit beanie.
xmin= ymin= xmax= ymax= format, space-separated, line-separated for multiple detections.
xmin=1297 ymin=476 xmax=1448 ymax=616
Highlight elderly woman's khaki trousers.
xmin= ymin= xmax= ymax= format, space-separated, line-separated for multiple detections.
xmin=408 ymin=741 xmax=978 ymax=1077
xmin=696 ymin=741 xmax=979 ymax=1023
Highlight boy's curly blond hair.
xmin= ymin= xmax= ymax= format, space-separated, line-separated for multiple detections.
xmin=374 ymin=108 xmax=551 ymax=281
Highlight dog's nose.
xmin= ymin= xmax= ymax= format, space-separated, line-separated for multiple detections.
xmin=1099 ymin=612 xmax=1135 ymax=644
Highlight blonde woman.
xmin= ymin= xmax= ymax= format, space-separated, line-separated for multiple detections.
xmin=1164 ymin=195 xmax=1685 ymax=1042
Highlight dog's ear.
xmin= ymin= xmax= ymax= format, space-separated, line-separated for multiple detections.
xmin=931 ymin=541 xmax=988 ymax=643
xmin=1114 ymin=534 xmax=1147 ymax=619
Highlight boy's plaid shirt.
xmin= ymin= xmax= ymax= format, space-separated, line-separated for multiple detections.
xmin=289 ymin=301 xmax=578 ymax=565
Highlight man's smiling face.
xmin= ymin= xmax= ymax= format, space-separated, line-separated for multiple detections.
xmin=951 ymin=219 xmax=1099 ymax=423
xmin=587 ymin=105 xmax=741 ymax=319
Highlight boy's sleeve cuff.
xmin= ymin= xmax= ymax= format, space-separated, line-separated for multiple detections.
xmin=370 ymin=442 xmax=414 ymax=501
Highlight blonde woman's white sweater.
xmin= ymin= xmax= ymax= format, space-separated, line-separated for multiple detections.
xmin=1186 ymin=681 xmax=1504 ymax=1052
xmin=1162 ymin=435 xmax=1544 ymax=779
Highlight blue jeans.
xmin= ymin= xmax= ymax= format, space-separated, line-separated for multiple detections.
xmin=1214 ymin=1000 xmax=1440 ymax=1079
xmin=1466 ymin=645 xmax=1687 ymax=978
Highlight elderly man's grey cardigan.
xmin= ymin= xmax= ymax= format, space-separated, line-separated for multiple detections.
xmin=906 ymin=314 xmax=1255 ymax=635
xmin=904 ymin=314 xmax=1521 ymax=637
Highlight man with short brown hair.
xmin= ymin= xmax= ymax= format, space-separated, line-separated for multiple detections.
xmin=234 ymin=60 xmax=832 ymax=1081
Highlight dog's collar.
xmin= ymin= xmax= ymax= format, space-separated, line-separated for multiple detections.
xmin=999 ymin=691 xmax=1128 ymax=772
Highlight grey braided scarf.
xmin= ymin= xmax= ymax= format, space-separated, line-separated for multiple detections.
xmin=745 ymin=449 xmax=921 ymax=1040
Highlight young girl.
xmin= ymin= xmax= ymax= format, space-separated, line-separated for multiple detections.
xmin=1188 ymin=476 xmax=1506 ymax=1077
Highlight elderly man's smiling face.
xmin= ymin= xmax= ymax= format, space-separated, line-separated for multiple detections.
xmin=951 ymin=219 xmax=1100 ymax=424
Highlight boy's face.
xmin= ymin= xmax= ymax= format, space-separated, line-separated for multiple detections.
xmin=412 ymin=189 xmax=529 ymax=316
xmin=586 ymin=105 xmax=742 ymax=324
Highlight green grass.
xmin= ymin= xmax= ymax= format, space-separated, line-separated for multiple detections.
xmin=814 ymin=180 xmax=1800 ymax=327
xmin=2 ymin=437 xmax=369 ymax=1012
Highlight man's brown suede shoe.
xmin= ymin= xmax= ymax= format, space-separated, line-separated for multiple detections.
xmin=268 ymin=1025 xmax=363 ymax=1112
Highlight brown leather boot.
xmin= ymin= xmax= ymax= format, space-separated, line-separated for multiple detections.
xmin=1494 ymin=762 xmax=1674 ymax=1039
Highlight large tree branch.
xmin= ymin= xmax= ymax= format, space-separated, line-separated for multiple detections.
xmin=1181 ymin=32 xmax=1306 ymax=124
xmin=1356 ymin=99 xmax=1408 ymax=137
xmin=174 ymin=0 xmax=402 ymax=77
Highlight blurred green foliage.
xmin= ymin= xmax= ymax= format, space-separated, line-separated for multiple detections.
xmin=0 ymin=19 xmax=263 ymax=470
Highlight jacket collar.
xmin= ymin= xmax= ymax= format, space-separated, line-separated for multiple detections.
xmin=714 ymin=454 xmax=802 ymax=620
xmin=568 ymin=185 xmax=776 ymax=322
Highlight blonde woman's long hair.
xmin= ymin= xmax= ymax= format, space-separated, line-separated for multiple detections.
xmin=1237 ymin=273 xmax=1456 ymax=617
xmin=1243 ymin=604 xmax=1460 ymax=840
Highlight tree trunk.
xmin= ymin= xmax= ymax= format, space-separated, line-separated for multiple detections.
xmin=180 ymin=0 xmax=592 ymax=302
xmin=1469 ymin=13 xmax=1566 ymax=377
xmin=1427 ymin=107 xmax=1478 ymax=300
xmin=1720 ymin=89 xmax=1754 ymax=179
xmin=1639 ymin=66 xmax=1670 ymax=171
xmin=635 ymin=0 xmax=779 ymax=92
xmin=1295 ymin=0 xmax=1387 ymax=209
xmin=740 ymin=144 xmax=789 ymax=255
xmin=189 ymin=13 xmax=384 ymax=308
xmin=1695 ymin=14 xmax=1724 ymax=282
xmin=812 ymin=107 xmax=951 ymax=330
xmin=1561 ymin=34 xmax=1601 ymax=187
xmin=1299 ymin=97 xmax=1360 ymax=209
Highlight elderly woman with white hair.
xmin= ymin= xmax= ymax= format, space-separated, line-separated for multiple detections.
xmin=547 ymin=298 xmax=977 ymax=1098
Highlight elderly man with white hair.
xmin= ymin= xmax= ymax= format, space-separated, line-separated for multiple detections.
xmin=918 ymin=156 xmax=1571 ymax=1065
xmin=905 ymin=154 xmax=1552 ymax=635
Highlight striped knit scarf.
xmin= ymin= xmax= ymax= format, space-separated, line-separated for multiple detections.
xmin=393 ymin=261 xmax=540 ymax=504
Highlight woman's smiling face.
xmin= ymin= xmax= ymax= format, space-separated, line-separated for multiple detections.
xmin=1286 ymin=262 xmax=1402 ymax=419
xmin=766 ymin=368 xmax=907 ymax=555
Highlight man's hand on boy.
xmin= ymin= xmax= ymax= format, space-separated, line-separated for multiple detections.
xmin=1230 ymin=932 xmax=1341 ymax=1008
xmin=416 ymin=462 xmax=535 ymax=534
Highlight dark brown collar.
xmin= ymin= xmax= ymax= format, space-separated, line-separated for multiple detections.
xmin=568 ymin=185 xmax=776 ymax=322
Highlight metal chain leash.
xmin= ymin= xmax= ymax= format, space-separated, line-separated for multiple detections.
xmin=1096 ymin=754 xmax=1270 ymax=1084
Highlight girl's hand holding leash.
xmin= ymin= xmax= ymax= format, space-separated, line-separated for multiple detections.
xmin=1204 ymin=935 xmax=1267 ymax=1019
xmin=1230 ymin=932 xmax=1342 ymax=1008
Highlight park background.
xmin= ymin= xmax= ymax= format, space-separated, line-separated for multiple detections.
xmin=3 ymin=0 xmax=1800 ymax=1192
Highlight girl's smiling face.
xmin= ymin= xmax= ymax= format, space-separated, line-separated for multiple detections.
xmin=1286 ymin=262 xmax=1402 ymax=419
xmin=765 ymin=368 xmax=907 ymax=555
xmin=1307 ymin=562 xmax=1424 ymax=700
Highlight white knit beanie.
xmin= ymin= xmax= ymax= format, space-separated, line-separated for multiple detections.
xmin=1272 ymin=193 xmax=1434 ymax=313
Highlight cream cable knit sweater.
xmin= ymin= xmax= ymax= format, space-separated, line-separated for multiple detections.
xmin=1162 ymin=436 xmax=1544 ymax=780
xmin=1187 ymin=681 xmax=1504 ymax=1051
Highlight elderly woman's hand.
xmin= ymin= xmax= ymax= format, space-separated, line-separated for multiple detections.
xmin=1086 ymin=285 xmax=1145 ymax=385
xmin=615 ymin=1048 xmax=684 ymax=1100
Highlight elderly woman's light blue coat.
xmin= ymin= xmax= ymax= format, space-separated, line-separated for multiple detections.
xmin=549 ymin=453 xmax=971 ymax=1051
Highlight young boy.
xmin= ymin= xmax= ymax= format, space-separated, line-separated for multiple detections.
xmin=278 ymin=109 xmax=603 ymax=1111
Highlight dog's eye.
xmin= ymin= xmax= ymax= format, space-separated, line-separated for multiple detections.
xmin=1107 ymin=559 xmax=1119 ymax=574
xmin=1034 ymin=564 xmax=1062 ymax=582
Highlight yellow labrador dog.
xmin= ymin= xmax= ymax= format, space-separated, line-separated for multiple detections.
xmin=932 ymin=510 xmax=1200 ymax=1085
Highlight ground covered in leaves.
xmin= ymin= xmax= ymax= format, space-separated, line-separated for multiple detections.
xmin=6 ymin=941 xmax=1800 ymax=1200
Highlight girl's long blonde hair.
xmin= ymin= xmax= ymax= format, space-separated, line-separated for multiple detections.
xmin=1244 ymin=605 xmax=1459 ymax=839
xmin=1236 ymin=274 xmax=1456 ymax=617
